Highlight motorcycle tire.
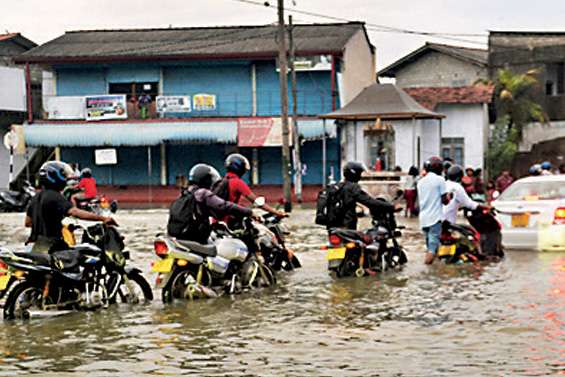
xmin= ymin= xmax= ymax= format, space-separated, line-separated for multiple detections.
xmin=162 ymin=268 xmax=198 ymax=303
xmin=3 ymin=281 xmax=45 ymax=320
xmin=110 ymin=271 xmax=153 ymax=305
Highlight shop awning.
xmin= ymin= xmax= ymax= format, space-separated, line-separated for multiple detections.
xmin=297 ymin=119 xmax=337 ymax=140
xmin=24 ymin=121 xmax=238 ymax=147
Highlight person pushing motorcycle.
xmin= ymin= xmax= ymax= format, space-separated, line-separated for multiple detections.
xmin=214 ymin=154 xmax=286 ymax=224
xmin=25 ymin=161 xmax=117 ymax=253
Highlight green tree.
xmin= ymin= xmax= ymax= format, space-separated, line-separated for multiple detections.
xmin=479 ymin=68 xmax=548 ymax=176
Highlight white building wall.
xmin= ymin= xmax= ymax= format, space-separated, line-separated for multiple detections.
xmin=436 ymin=103 xmax=487 ymax=169
xmin=0 ymin=66 xmax=26 ymax=112
xmin=340 ymin=30 xmax=376 ymax=106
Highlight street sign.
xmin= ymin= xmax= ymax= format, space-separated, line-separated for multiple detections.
xmin=95 ymin=149 xmax=118 ymax=165
xmin=3 ymin=130 xmax=18 ymax=150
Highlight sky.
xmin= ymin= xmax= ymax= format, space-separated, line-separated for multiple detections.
xmin=3 ymin=0 xmax=565 ymax=68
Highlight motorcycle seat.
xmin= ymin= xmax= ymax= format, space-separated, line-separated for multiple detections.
xmin=74 ymin=244 xmax=103 ymax=257
xmin=51 ymin=250 xmax=81 ymax=272
xmin=13 ymin=251 xmax=51 ymax=266
xmin=176 ymin=239 xmax=217 ymax=257
xmin=332 ymin=228 xmax=367 ymax=242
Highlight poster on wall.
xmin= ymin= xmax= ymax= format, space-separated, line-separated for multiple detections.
xmin=95 ymin=148 xmax=118 ymax=165
xmin=156 ymin=95 xmax=191 ymax=113
xmin=193 ymin=93 xmax=216 ymax=111
xmin=237 ymin=117 xmax=293 ymax=147
xmin=85 ymin=95 xmax=127 ymax=121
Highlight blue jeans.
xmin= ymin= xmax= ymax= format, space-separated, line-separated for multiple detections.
xmin=423 ymin=221 xmax=442 ymax=254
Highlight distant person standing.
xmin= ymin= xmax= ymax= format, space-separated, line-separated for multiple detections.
xmin=495 ymin=170 xmax=514 ymax=193
xmin=403 ymin=166 xmax=419 ymax=217
xmin=138 ymin=92 xmax=152 ymax=119
xmin=417 ymin=157 xmax=451 ymax=265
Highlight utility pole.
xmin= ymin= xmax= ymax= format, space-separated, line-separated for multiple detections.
xmin=288 ymin=15 xmax=302 ymax=203
xmin=277 ymin=0 xmax=292 ymax=212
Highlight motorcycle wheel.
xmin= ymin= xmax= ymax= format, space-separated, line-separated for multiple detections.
xmin=3 ymin=281 xmax=49 ymax=320
xmin=162 ymin=269 xmax=199 ymax=303
xmin=110 ymin=272 xmax=153 ymax=305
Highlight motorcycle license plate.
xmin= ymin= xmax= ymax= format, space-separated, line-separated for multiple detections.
xmin=152 ymin=258 xmax=174 ymax=273
xmin=0 ymin=275 xmax=10 ymax=291
xmin=326 ymin=247 xmax=346 ymax=260
xmin=512 ymin=213 xmax=529 ymax=228
xmin=438 ymin=245 xmax=456 ymax=257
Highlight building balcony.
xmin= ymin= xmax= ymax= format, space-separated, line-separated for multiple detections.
xmin=39 ymin=91 xmax=333 ymax=122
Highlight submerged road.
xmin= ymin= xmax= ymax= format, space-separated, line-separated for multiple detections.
xmin=0 ymin=209 xmax=563 ymax=376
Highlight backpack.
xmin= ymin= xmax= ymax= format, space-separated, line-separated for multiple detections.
xmin=315 ymin=182 xmax=345 ymax=227
xmin=167 ymin=189 xmax=202 ymax=240
xmin=212 ymin=176 xmax=232 ymax=201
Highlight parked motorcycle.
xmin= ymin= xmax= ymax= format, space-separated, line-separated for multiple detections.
xmin=0 ymin=181 xmax=36 ymax=212
xmin=1 ymin=223 xmax=152 ymax=319
xmin=325 ymin=211 xmax=408 ymax=278
xmin=152 ymin=218 xmax=276 ymax=303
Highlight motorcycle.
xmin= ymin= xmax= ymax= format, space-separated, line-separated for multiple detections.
xmin=1 ymin=223 xmax=152 ymax=319
xmin=0 ymin=181 xmax=36 ymax=212
xmin=234 ymin=213 xmax=301 ymax=272
xmin=63 ymin=181 xmax=118 ymax=217
xmin=152 ymin=218 xmax=276 ymax=303
xmin=325 ymin=211 xmax=408 ymax=278
xmin=437 ymin=207 xmax=504 ymax=264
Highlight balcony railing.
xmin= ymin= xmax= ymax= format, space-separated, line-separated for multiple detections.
xmin=40 ymin=91 xmax=333 ymax=121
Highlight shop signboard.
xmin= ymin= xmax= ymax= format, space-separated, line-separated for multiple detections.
xmin=193 ymin=93 xmax=216 ymax=111
xmin=85 ymin=95 xmax=127 ymax=121
xmin=237 ymin=117 xmax=292 ymax=147
xmin=156 ymin=95 xmax=191 ymax=113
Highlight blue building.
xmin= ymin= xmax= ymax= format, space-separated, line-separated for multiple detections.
xmin=17 ymin=23 xmax=376 ymax=187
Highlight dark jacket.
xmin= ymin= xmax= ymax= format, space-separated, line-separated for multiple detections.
xmin=340 ymin=181 xmax=394 ymax=230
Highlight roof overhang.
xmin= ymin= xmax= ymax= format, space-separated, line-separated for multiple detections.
xmin=320 ymin=112 xmax=445 ymax=121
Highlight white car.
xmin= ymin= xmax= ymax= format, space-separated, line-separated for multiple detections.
xmin=492 ymin=175 xmax=565 ymax=251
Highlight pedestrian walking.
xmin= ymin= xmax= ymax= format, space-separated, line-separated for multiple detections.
xmin=403 ymin=166 xmax=419 ymax=217
xmin=495 ymin=170 xmax=513 ymax=193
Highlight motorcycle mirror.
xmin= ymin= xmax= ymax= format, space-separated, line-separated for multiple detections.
xmin=253 ymin=196 xmax=266 ymax=208
xmin=492 ymin=191 xmax=500 ymax=200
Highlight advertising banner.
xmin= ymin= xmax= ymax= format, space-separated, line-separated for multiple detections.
xmin=95 ymin=149 xmax=118 ymax=165
xmin=85 ymin=95 xmax=127 ymax=121
xmin=193 ymin=93 xmax=216 ymax=111
xmin=237 ymin=117 xmax=292 ymax=147
xmin=156 ymin=95 xmax=191 ymax=113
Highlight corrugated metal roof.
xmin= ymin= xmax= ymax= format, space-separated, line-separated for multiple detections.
xmin=24 ymin=122 xmax=238 ymax=147
xmin=19 ymin=23 xmax=367 ymax=63
xmin=24 ymin=119 xmax=336 ymax=147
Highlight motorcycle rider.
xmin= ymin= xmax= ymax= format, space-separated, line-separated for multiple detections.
xmin=215 ymin=153 xmax=286 ymax=224
xmin=169 ymin=163 xmax=261 ymax=244
xmin=25 ymin=161 xmax=117 ymax=252
xmin=540 ymin=161 xmax=553 ymax=175
xmin=443 ymin=165 xmax=482 ymax=225
xmin=332 ymin=161 xmax=397 ymax=230
xmin=417 ymin=156 xmax=452 ymax=265
xmin=70 ymin=168 xmax=97 ymax=207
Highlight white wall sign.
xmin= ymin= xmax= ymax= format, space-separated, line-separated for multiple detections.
xmin=156 ymin=95 xmax=191 ymax=113
xmin=95 ymin=149 xmax=118 ymax=165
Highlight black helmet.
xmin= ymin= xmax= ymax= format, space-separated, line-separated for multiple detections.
xmin=343 ymin=161 xmax=367 ymax=182
xmin=424 ymin=156 xmax=443 ymax=175
xmin=188 ymin=163 xmax=221 ymax=189
xmin=38 ymin=161 xmax=73 ymax=191
xmin=225 ymin=153 xmax=250 ymax=177
xmin=447 ymin=165 xmax=464 ymax=182
xmin=80 ymin=168 xmax=92 ymax=178
xmin=443 ymin=159 xmax=453 ymax=172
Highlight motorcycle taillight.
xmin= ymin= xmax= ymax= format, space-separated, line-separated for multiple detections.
xmin=329 ymin=234 xmax=342 ymax=246
xmin=154 ymin=240 xmax=169 ymax=257
xmin=0 ymin=260 xmax=7 ymax=275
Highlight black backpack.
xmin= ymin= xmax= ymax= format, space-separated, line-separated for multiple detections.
xmin=212 ymin=176 xmax=232 ymax=201
xmin=315 ymin=182 xmax=345 ymax=227
xmin=167 ymin=189 xmax=203 ymax=240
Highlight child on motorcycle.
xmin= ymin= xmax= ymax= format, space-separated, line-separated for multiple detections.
xmin=70 ymin=168 xmax=97 ymax=207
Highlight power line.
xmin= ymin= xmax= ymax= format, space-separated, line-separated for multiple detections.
xmin=226 ymin=0 xmax=488 ymax=44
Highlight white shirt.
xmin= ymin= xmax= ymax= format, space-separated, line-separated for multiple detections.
xmin=417 ymin=172 xmax=447 ymax=228
xmin=443 ymin=180 xmax=479 ymax=224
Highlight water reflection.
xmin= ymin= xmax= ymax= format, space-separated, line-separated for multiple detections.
xmin=0 ymin=210 xmax=562 ymax=376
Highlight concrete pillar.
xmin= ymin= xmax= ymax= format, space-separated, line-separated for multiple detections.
xmin=160 ymin=143 xmax=167 ymax=186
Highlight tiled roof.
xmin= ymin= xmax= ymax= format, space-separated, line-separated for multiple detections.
xmin=404 ymin=85 xmax=494 ymax=110
xmin=379 ymin=42 xmax=487 ymax=78
xmin=18 ymin=23 xmax=369 ymax=63
xmin=0 ymin=33 xmax=18 ymax=42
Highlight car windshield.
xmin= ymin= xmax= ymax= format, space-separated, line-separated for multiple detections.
xmin=498 ymin=180 xmax=565 ymax=201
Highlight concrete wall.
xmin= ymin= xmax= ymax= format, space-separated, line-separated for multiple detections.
xmin=520 ymin=120 xmax=565 ymax=152
xmin=340 ymin=30 xmax=376 ymax=106
xmin=394 ymin=52 xmax=487 ymax=88
xmin=436 ymin=103 xmax=487 ymax=169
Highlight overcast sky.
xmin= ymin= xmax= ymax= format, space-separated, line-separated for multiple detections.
xmin=3 ymin=0 xmax=565 ymax=68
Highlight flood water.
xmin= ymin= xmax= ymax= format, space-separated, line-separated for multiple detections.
xmin=0 ymin=209 xmax=563 ymax=376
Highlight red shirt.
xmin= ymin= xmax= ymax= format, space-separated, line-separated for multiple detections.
xmin=78 ymin=177 xmax=97 ymax=199
xmin=226 ymin=172 xmax=252 ymax=204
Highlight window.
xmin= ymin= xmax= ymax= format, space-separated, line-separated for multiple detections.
xmin=441 ymin=137 xmax=464 ymax=166
xmin=108 ymin=82 xmax=159 ymax=100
